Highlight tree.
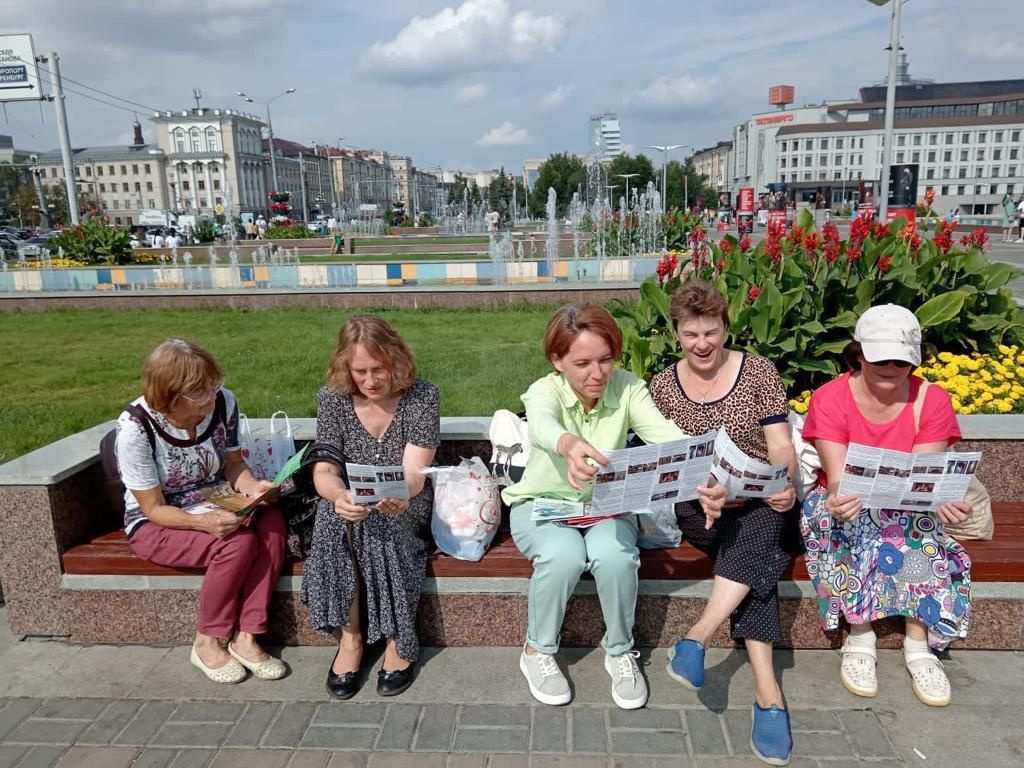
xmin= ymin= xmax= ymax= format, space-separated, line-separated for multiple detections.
xmin=663 ymin=159 xmax=718 ymax=211
xmin=468 ymin=179 xmax=482 ymax=208
xmin=528 ymin=153 xmax=586 ymax=218
xmin=486 ymin=167 xmax=514 ymax=214
xmin=447 ymin=172 xmax=468 ymax=205
xmin=606 ymin=154 xmax=657 ymax=210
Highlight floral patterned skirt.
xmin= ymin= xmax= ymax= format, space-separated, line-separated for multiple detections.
xmin=799 ymin=486 xmax=972 ymax=649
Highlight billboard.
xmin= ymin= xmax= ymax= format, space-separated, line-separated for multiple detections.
xmin=886 ymin=163 xmax=918 ymax=224
xmin=0 ymin=35 xmax=41 ymax=102
xmin=737 ymin=187 xmax=755 ymax=234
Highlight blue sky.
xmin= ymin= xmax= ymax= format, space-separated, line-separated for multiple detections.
xmin=2 ymin=0 xmax=1022 ymax=173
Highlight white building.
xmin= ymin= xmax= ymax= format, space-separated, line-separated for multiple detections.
xmin=588 ymin=112 xmax=622 ymax=162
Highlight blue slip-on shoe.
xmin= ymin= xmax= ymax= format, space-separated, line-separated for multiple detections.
xmin=665 ymin=638 xmax=705 ymax=690
xmin=750 ymin=702 xmax=792 ymax=766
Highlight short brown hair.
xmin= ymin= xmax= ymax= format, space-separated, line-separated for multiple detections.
xmin=544 ymin=303 xmax=622 ymax=362
xmin=326 ymin=315 xmax=417 ymax=395
xmin=669 ymin=280 xmax=730 ymax=331
xmin=142 ymin=338 xmax=223 ymax=412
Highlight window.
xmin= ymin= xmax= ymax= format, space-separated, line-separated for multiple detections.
xmin=148 ymin=199 xmax=155 ymax=209
xmin=97 ymin=166 xmax=103 ymax=176
xmin=780 ymin=173 xmax=786 ymax=182
xmin=112 ymin=200 xmax=119 ymax=209
xmin=792 ymin=156 xmax=798 ymax=167
xmin=805 ymin=139 xmax=814 ymax=150
xmin=780 ymin=158 xmax=787 ymax=168
xmin=961 ymin=132 xmax=970 ymax=143
xmin=836 ymin=138 xmax=844 ymax=149
xmin=115 ymin=217 xmax=121 ymax=225
xmin=897 ymin=135 xmax=906 ymax=147
xmin=200 ymin=199 xmax=207 ymax=208
xmin=834 ymin=171 xmax=842 ymax=180
xmin=120 ymin=165 xmax=127 ymax=175
xmin=821 ymin=138 xmax=829 ymax=149
xmin=928 ymin=151 xmax=936 ymax=162
xmin=780 ymin=141 xmax=787 ymax=151
xmin=834 ymin=154 xmax=843 ymax=165
xmin=958 ymin=168 xmax=967 ymax=178
xmin=975 ymin=185 xmax=983 ymax=195
xmin=213 ymin=180 xmax=221 ymax=190
xmin=995 ymin=149 xmax=1003 ymax=160
xmin=896 ymin=151 xmax=905 ymax=163
xmin=144 ymin=163 xmax=151 ymax=174
xmin=941 ymin=186 xmax=949 ymax=195
xmin=197 ymin=180 xmax=206 ymax=190
xmin=976 ymin=167 xmax=984 ymax=178
xmin=803 ymin=172 xmax=811 ymax=181
xmin=958 ymin=185 xmax=966 ymax=195
xmin=991 ymin=184 xmax=999 ymax=194
xmin=1010 ymin=166 xmax=1018 ymax=178
xmin=943 ymin=169 xmax=951 ymax=179
xmin=913 ymin=135 xmax=921 ymax=146
xmin=132 ymin=164 xmax=138 ymax=175
xmin=146 ymin=181 xmax=153 ymax=192
xmin=1012 ymin=148 xmax=1019 ymax=160
xmin=819 ymin=154 xmax=827 ymax=166
xmin=926 ymin=169 xmax=935 ymax=179
xmin=108 ymin=165 xmax=115 ymax=175
xmin=1014 ymin=131 xmax=1021 ymax=142
xmin=85 ymin=167 xmax=92 ymax=177
xmin=804 ymin=155 xmax=812 ymax=166
xmin=858 ymin=138 xmax=864 ymax=149
xmin=960 ymin=150 xmax=969 ymax=162
xmin=996 ymin=131 xmax=1004 ymax=143
xmin=911 ymin=151 xmax=920 ymax=163
xmin=978 ymin=132 xmax=987 ymax=143
xmin=977 ymin=149 xmax=986 ymax=161
xmin=215 ymin=197 xmax=223 ymax=205
xmin=50 ymin=168 xmax=56 ymax=178
xmin=929 ymin=134 xmax=938 ymax=145
xmin=183 ymin=181 xmax=190 ymax=191
xmin=121 ymin=183 xmax=128 ymax=192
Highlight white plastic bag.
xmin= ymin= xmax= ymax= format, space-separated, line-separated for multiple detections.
xmin=637 ymin=507 xmax=682 ymax=549
xmin=788 ymin=410 xmax=820 ymax=501
xmin=423 ymin=457 xmax=501 ymax=562
xmin=239 ymin=411 xmax=296 ymax=480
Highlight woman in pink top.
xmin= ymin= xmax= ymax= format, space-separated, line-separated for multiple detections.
xmin=800 ymin=304 xmax=972 ymax=708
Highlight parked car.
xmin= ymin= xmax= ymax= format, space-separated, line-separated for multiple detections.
xmin=0 ymin=234 xmax=20 ymax=260
xmin=17 ymin=236 xmax=52 ymax=259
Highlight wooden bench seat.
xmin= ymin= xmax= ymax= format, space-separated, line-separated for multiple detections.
xmin=61 ymin=503 xmax=1024 ymax=583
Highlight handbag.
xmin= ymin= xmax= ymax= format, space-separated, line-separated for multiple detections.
xmin=423 ymin=457 xmax=502 ymax=562
xmin=487 ymin=409 xmax=530 ymax=486
xmin=788 ymin=410 xmax=821 ymax=501
xmin=636 ymin=506 xmax=683 ymax=549
xmin=239 ymin=411 xmax=297 ymax=481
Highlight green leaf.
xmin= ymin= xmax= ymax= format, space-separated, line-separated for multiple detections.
xmin=854 ymin=278 xmax=875 ymax=314
xmin=916 ymin=291 xmax=968 ymax=327
xmin=638 ymin=280 xmax=671 ymax=325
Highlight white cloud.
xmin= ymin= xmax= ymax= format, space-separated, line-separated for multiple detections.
xmin=542 ymin=83 xmax=573 ymax=108
xmin=455 ymin=83 xmax=489 ymax=104
xmin=360 ymin=0 xmax=566 ymax=84
xmin=477 ymin=121 xmax=532 ymax=146
xmin=632 ymin=74 xmax=718 ymax=117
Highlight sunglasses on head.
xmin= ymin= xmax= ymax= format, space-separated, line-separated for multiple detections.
xmin=867 ymin=359 xmax=913 ymax=368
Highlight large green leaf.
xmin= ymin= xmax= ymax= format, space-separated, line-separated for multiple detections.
xmin=916 ymin=291 xmax=968 ymax=327
xmin=638 ymin=280 xmax=671 ymax=325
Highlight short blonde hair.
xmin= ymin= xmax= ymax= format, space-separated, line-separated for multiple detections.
xmin=142 ymin=338 xmax=223 ymax=413
xmin=326 ymin=315 xmax=417 ymax=395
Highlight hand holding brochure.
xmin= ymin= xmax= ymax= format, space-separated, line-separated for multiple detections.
xmin=345 ymin=463 xmax=410 ymax=505
xmin=838 ymin=443 xmax=981 ymax=512
xmin=708 ymin=429 xmax=791 ymax=500
xmin=190 ymin=443 xmax=309 ymax=517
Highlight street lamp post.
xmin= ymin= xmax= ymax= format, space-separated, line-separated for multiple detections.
xmin=646 ymin=144 xmax=689 ymax=210
xmin=616 ymin=173 xmax=640 ymax=212
xmin=867 ymin=0 xmax=903 ymax=221
xmin=236 ymin=88 xmax=296 ymax=195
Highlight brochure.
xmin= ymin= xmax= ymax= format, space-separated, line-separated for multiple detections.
xmin=709 ymin=429 xmax=791 ymax=500
xmin=838 ymin=443 xmax=981 ymax=512
xmin=345 ymin=463 xmax=411 ymax=505
xmin=187 ymin=444 xmax=309 ymax=517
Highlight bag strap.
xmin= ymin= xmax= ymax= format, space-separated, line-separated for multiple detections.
xmin=126 ymin=403 xmax=157 ymax=456
xmin=912 ymin=378 xmax=930 ymax=438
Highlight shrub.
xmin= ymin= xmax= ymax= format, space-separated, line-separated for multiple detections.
xmin=265 ymin=223 xmax=315 ymax=239
xmin=193 ymin=219 xmax=216 ymax=243
xmin=50 ymin=220 xmax=132 ymax=265
xmin=610 ymin=209 xmax=1024 ymax=394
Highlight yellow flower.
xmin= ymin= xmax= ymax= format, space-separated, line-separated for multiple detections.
xmin=998 ymin=344 xmax=1012 ymax=356
xmin=937 ymin=352 xmax=954 ymax=363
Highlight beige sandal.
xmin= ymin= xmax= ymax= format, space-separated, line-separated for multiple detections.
xmin=905 ymin=650 xmax=951 ymax=706
xmin=228 ymin=644 xmax=287 ymax=681
xmin=190 ymin=644 xmax=247 ymax=684
xmin=840 ymin=642 xmax=878 ymax=698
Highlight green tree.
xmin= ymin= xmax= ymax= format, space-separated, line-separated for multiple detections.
xmin=663 ymin=159 xmax=718 ymax=211
xmin=528 ymin=153 xmax=586 ymax=218
xmin=606 ymin=154 xmax=657 ymax=210
xmin=486 ymin=167 xmax=515 ymax=214
xmin=468 ymin=179 xmax=482 ymax=207
xmin=447 ymin=172 xmax=468 ymax=204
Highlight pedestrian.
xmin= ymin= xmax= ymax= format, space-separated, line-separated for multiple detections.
xmin=164 ymin=229 xmax=180 ymax=249
xmin=1015 ymin=197 xmax=1024 ymax=244
xmin=152 ymin=228 xmax=166 ymax=249
xmin=256 ymin=215 xmax=268 ymax=240
xmin=1000 ymin=193 xmax=1016 ymax=242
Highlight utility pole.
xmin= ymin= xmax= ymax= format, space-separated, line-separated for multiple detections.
xmin=876 ymin=0 xmax=902 ymax=221
xmin=31 ymin=164 xmax=51 ymax=230
xmin=298 ymin=151 xmax=309 ymax=221
xmin=45 ymin=52 xmax=79 ymax=224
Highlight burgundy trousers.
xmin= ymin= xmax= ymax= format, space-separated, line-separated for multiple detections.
xmin=129 ymin=508 xmax=286 ymax=638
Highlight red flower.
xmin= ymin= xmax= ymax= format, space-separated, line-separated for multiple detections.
xmin=764 ymin=237 xmax=782 ymax=264
xmin=719 ymin=238 xmax=734 ymax=254
xmin=738 ymin=235 xmax=752 ymax=251
xmin=934 ymin=219 xmax=956 ymax=253
xmin=849 ymin=215 xmax=873 ymax=246
xmin=873 ymin=222 xmax=891 ymax=240
xmin=655 ymin=252 xmax=679 ymax=285
xmin=748 ymin=286 xmax=761 ymax=302
xmin=822 ymin=221 xmax=841 ymax=244
xmin=847 ymin=245 xmax=861 ymax=263
xmin=959 ymin=227 xmax=990 ymax=251
xmin=878 ymin=256 xmax=892 ymax=273
xmin=823 ymin=241 xmax=841 ymax=265
xmin=802 ymin=231 xmax=821 ymax=252
xmin=716 ymin=259 xmax=726 ymax=271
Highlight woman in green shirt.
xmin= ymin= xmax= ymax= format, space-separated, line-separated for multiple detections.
xmin=503 ymin=303 xmax=726 ymax=710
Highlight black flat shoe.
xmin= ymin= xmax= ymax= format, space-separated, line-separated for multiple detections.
xmin=326 ymin=669 xmax=360 ymax=700
xmin=377 ymin=664 xmax=415 ymax=697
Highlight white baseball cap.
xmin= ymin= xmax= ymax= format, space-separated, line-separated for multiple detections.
xmin=853 ymin=304 xmax=922 ymax=366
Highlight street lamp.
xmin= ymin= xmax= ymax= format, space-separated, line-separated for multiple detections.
xmin=647 ymin=144 xmax=689 ymax=211
xmin=236 ymin=88 xmax=296 ymax=195
xmin=866 ymin=0 xmax=903 ymax=221
xmin=616 ymin=173 xmax=640 ymax=212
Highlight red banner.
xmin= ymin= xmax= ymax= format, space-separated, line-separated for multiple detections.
xmin=738 ymin=187 xmax=755 ymax=214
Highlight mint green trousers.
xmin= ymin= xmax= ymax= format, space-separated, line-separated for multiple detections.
xmin=510 ymin=501 xmax=640 ymax=656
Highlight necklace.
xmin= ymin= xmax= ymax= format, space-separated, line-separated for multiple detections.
xmin=684 ymin=351 xmax=729 ymax=405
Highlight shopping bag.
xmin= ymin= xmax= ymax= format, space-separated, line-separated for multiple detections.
xmin=637 ymin=507 xmax=682 ymax=549
xmin=239 ymin=411 xmax=297 ymax=481
xmin=788 ymin=410 xmax=821 ymax=501
xmin=423 ymin=457 xmax=501 ymax=562
xmin=487 ymin=409 xmax=530 ymax=485
xmin=268 ymin=411 xmax=296 ymax=478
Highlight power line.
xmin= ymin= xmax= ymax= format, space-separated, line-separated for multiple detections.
xmin=15 ymin=54 xmax=162 ymax=114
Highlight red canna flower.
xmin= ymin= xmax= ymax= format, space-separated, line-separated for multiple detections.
xmin=873 ymin=222 xmax=891 ymax=240
xmin=878 ymin=256 xmax=892 ymax=273
xmin=802 ymin=231 xmax=821 ymax=252
xmin=716 ymin=259 xmax=726 ymax=271
xmin=748 ymin=286 xmax=761 ymax=302
xmin=719 ymin=238 xmax=734 ymax=254
xmin=847 ymin=245 xmax=861 ymax=263
xmin=823 ymin=241 xmax=841 ymax=265
xmin=959 ymin=226 xmax=990 ymax=251
xmin=739 ymin=235 xmax=751 ymax=251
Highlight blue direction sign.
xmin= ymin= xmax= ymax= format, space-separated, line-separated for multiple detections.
xmin=0 ymin=34 xmax=41 ymax=102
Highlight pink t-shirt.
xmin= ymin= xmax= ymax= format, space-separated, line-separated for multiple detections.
xmin=803 ymin=372 xmax=961 ymax=453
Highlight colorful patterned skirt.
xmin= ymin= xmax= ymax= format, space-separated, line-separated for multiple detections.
xmin=799 ymin=486 xmax=972 ymax=649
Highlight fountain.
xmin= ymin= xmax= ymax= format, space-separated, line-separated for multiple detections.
xmin=544 ymin=188 xmax=559 ymax=275
xmin=487 ymin=230 xmax=514 ymax=286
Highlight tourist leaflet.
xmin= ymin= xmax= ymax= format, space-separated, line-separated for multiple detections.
xmin=838 ymin=443 xmax=981 ymax=512
xmin=530 ymin=429 xmax=790 ymax=522
xmin=187 ymin=444 xmax=309 ymax=517
xmin=345 ymin=463 xmax=410 ymax=505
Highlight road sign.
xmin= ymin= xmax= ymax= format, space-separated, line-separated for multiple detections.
xmin=0 ymin=34 xmax=41 ymax=102
xmin=214 ymin=204 xmax=225 ymax=214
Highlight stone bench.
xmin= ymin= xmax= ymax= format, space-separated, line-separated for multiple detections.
xmin=2 ymin=417 xmax=1023 ymax=650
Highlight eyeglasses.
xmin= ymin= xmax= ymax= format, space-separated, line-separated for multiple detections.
xmin=867 ymin=359 xmax=913 ymax=369
xmin=181 ymin=381 xmax=223 ymax=406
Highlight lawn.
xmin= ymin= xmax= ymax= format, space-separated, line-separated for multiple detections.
xmin=0 ymin=306 xmax=556 ymax=462
xmin=351 ymin=237 xmax=489 ymax=247
xmin=138 ymin=252 xmax=488 ymax=266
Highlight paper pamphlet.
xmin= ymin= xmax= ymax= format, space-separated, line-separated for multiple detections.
xmin=838 ymin=443 xmax=981 ymax=512
xmin=188 ymin=443 xmax=309 ymax=517
xmin=345 ymin=463 xmax=411 ymax=505
xmin=709 ymin=429 xmax=791 ymax=500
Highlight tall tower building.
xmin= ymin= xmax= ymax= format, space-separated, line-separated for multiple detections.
xmin=588 ymin=112 xmax=622 ymax=162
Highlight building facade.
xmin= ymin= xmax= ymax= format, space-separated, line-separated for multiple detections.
xmin=691 ymin=141 xmax=733 ymax=193
xmin=588 ymin=112 xmax=622 ymax=162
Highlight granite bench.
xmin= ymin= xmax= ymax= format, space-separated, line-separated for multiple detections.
xmin=2 ymin=417 xmax=1024 ymax=650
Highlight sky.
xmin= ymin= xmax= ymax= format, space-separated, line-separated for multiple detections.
xmin=2 ymin=0 xmax=1023 ymax=175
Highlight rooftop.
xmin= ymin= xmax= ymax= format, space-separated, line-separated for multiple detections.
xmin=34 ymin=144 xmax=164 ymax=164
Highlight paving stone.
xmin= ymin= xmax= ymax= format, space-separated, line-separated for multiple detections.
xmin=609 ymin=708 xmax=681 ymax=731
xmin=610 ymin=731 xmax=687 ymax=756
xmin=223 ymin=703 xmax=281 ymax=748
xmin=530 ymin=705 xmax=568 ymax=753
xmin=35 ymin=700 xmax=111 ymax=721
xmin=323 ymin=755 xmax=369 ymax=768
xmin=77 ymin=701 xmax=144 ymax=745
xmin=0 ymin=745 xmax=27 ymax=768
xmin=12 ymin=746 xmax=66 ymax=768
xmin=299 ymin=725 xmax=378 ymax=751
xmin=52 ymin=746 xmax=138 ymax=768
xmin=285 ymin=753 xmax=331 ymax=768
xmin=480 ymin=756 xmax=527 ymax=768
xmin=442 ymin=755 xmax=487 ymax=768
xmin=719 ymin=710 xmax=750 ymax=755
xmin=791 ymin=730 xmax=855 ymax=758
xmin=374 ymin=704 xmax=421 ymax=751
xmin=0 ymin=699 xmax=41 ymax=741
xmin=5 ymin=719 xmax=89 ymax=745
xmin=311 ymin=704 xmax=385 ymax=727
xmin=112 ymin=702 xmax=178 ymax=746
xmin=172 ymin=703 xmax=245 ymax=724
xmin=208 ymin=749 xmax=292 ymax=768
xmin=262 ymin=703 xmax=315 ymax=749
xmin=412 ymin=704 xmax=456 ymax=751
xmin=684 ymin=710 xmax=727 ymax=756
xmin=452 ymin=727 xmax=530 ymax=753
xmin=610 ymin=758 xmax=658 ymax=768
xmin=569 ymin=707 xmax=608 ymax=754
xmin=457 ymin=705 xmax=530 ymax=728
xmin=130 ymin=749 xmax=177 ymax=768
xmin=367 ymin=755 xmax=446 ymax=768
xmin=788 ymin=709 xmax=841 ymax=732
xmin=150 ymin=724 xmax=233 ymax=749
xmin=167 ymin=749 xmax=216 ymax=768
xmin=836 ymin=710 xmax=897 ymax=758
xmin=531 ymin=757 xmax=609 ymax=767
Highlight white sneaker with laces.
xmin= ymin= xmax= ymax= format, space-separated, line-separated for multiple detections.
xmin=519 ymin=645 xmax=571 ymax=706
xmin=604 ymin=650 xmax=648 ymax=710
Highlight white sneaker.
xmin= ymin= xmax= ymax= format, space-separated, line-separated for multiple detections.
xmin=604 ymin=650 xmax=648 ymax=710
xmin=1015 ymin=238 xmax=1024 ymax=243
xmin=519 ymin=646 xmax=571 ymax=706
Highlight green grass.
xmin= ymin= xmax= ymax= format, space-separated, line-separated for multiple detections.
xmin=135 ymin=252 xmax=488 ymax=266
xmin=0 ymin=306 xmax=556 ymax=462
xmin=352 ymin=237 xmax=489 ymax=247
